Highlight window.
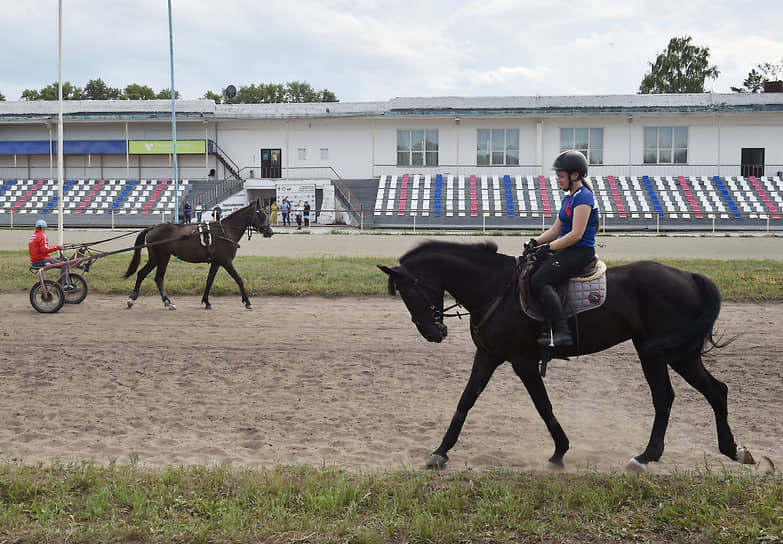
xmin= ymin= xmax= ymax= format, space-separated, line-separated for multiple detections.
xmin=320 ymin=147 xmax=328 ymax=161
xmin=560 ymin=128 xmax=603 ymax=164
xmin=477 ymin=129 xmax=519 ymax=166
xmin=397 ymin=129 xmax=438 ymax=166
xmin=297 ymin=148 xmax=307 ymax=161
xmin=644 ymin=127 xmax=688 ymax=164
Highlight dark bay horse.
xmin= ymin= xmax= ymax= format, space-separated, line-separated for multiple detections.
xmin=124 ymin=199 xmax=273 ymax=310
xmin=379 ymin=240 xmax=755 ymax=472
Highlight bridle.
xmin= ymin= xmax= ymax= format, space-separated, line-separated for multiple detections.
xmin=396 ymin=257 xmax=523 ymax=330
xmin=394 ymin=265 xmax=467 ymax=325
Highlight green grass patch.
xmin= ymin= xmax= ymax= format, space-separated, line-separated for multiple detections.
xmin=3 ymin=250 xmax=783 ymax=301
xmin=1 ymin=461 xmax=780 ymax=543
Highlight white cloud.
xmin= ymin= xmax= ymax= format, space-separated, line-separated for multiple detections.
xmin=0 ymin=0 xmax=781 ymax=102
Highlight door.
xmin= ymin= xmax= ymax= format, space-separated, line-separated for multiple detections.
xmin=741 ymin=148 xmax=764 ymax=178
xmin=261 ymin=148 xmax=282 ymax=178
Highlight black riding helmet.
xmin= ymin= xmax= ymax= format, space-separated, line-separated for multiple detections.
xmin=552 ymin=150 xmax=588 ymax=190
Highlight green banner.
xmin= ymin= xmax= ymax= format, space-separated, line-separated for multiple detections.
xmin=129 ymin=140 xmax=206 ymax=154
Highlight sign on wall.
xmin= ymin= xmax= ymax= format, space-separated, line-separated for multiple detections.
xmin=275 ymin=183 xmax=316 ymax=209
xmin=129 ymin=140 xmax=206 ymax=154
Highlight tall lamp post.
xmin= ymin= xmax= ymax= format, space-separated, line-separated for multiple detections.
xmin=168 ymin=0 xmax=179 ymax=222
xmin=57 ymin=0 xmax=64 ymax=245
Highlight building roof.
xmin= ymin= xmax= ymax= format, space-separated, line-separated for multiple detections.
xmin=1 ymin=93 xmax=782 ymax=122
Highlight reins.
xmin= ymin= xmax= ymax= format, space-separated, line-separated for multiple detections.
xmin=397 ymin=256 xmax=524 ymax=328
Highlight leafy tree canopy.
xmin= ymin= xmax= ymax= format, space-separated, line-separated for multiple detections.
xmin=0 ymin=90 xmax=5 ymax=101
xmin=15 ymin=78 xmax=336 ymax=103
xmin=639 ymin=36 xmax=719 ymax=94
xmin=22 ymin=81 xmax=83 ymax=100
xmin=124 ymin=84 xmax=157 ymax=100
xmin=207 ymin=81 xmax=338 ymax=104
xmin=20 ymin=79 xmax=180 ymax=100
xmin=731 ymin=60 xmax=783 ymax=93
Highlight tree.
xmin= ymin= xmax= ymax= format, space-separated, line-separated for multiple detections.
xmin=83 ymin=78 xmax=122 ymax=100
xmin=156 ymin=88 xmax=181 ymax=99
xmin=0 ymin=90 xmax=5 ymax=101
xmin=207 ymin=81 xmax=339 ymax=104
xmin=731 ymin=60 xmax=783 ymax=93
xmin=639 ymin=36 xmax=719 ymax=94
xmin=124 ymin=83 xmax=157 ymax=100
xmin=21 ymin=81 xmax=83 ymax=100
xmin=203 ymin=90 xmax=222 ymax=104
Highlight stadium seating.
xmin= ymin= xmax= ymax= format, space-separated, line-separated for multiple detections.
xmin=0 ymin=178 xmax=190 ymax=225
xmin=364 ymin=174 xmax=783 ymax=229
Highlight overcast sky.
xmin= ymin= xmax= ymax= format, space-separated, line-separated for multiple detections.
xmin=2 ymin=0 xmax=782 ymax=103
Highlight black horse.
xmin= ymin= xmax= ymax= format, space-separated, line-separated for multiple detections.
xmin=124 ymin=199 xmax=273 ymax=310
xmin=379 ymin=240 xmax=755 ymax=472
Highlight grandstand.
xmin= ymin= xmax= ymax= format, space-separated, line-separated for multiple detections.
xmin=1 ymin=94 xmax=782 ymax=230
xmin=341 ymin=173 xmax=783 ymax=231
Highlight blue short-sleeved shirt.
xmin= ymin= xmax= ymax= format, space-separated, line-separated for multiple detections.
xmin=559 ymin=187 xmax=599 ymax=248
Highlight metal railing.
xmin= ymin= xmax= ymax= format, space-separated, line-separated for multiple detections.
xmin=2 ymin=206 xmax=782 ymax=234
xmin=373 ymin=164 xmax=783 ymax=178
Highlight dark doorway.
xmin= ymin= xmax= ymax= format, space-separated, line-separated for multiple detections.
xmin=261 ymin=148 xmax=282 ymax=178
xmin=741 ymin=148 xmax=764 ymax=178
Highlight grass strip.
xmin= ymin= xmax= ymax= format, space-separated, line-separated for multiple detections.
xmin=2 ymin=251 xmax=782 ymax=301
xmin=1 ymin=461 xmax=781 ymax=544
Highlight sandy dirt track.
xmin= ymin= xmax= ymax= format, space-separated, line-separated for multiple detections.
xmin=1 ymin=295 xmax=781 ymax=473
xmin=0 ymin=227 xmax=781 ymax=260
xmin=1 ymin=230 xmax=781 ymax=473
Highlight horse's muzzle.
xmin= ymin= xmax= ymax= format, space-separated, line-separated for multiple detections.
xmin=421 ymin=322 xmax=448 ymax=343
xmin=262 ymin=226 xmax=274 ymax=238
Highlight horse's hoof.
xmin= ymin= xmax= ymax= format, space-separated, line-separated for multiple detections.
xmin=425 ymin=454 xmax=448 ymax=470
xmin=164 ymin=302 xmax=176 ymax=310
xmin=625 ymin=457 xmax=647 ymax=473
xmin=736 ymin=446 xmax=756 ymax=465
xmin=547 ymin=455 xmax=565 ymax=470
xmin=245 ymin=304 xmax=253 ymax=310
xmin=127 ymin=299 xmax=134 ymax=309
xmin=203 ymin=303 xmax=212 ymax=310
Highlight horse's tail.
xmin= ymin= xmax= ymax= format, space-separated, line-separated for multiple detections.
xmin=122 ymin=227 xmax=152 ymax=279
xmin=643 ymin=273 xmax=726 ymax=359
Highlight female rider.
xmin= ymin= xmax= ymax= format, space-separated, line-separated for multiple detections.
xmin=527 ymin=150 xmax=599 ymax=347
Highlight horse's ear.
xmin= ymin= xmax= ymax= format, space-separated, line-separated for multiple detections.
xmin=377 ymin=265 xmax=398 ymax=296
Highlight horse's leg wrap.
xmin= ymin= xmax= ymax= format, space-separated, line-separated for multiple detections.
xmin=626 ymin=457 xmax=648 ymax=473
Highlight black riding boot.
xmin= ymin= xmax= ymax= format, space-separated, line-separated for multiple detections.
xmin=536 ymin=285 xmax=573 ymax=347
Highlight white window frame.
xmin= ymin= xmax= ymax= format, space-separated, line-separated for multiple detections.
xmin=297 ymin=148 xmax=307 ymax=161
xmin=397 ymin=129 xmax=438 ymax=166
xmin=644 ymin=126 xmax=688 ymax=164
xmin=477 ymin=129 xmax=519 ymax=166
xmin=320 ymin=147 xmax=328 ymax=161
xmin=560 ymin=127 xmax=603 ymax=165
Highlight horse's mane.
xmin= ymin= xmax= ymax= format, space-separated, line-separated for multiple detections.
xmin=400 ymin=240 xmax=499 ymax=263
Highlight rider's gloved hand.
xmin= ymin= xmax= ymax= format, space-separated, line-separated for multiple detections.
xmin=532 ymin=243 xmax=554 ymax=262
xmin=55 ymin=245 xmax=63 ymax=251
xmin=523 ymin=238 xmax=538 ymax=253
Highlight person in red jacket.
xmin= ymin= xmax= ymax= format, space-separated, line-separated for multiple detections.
xmin=28 ymin=219 xmax=62 ymax=266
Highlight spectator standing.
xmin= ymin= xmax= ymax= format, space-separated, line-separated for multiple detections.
xmin=295 ymin=201 xmax=303 ymax=230
xmin=196 ymin=202 xmax=204 ymax=223
xmin=280 ymin=197 xmax=291 ymax=226
xmin=303 ymin=201 xmax=311 ymax=227
xmin=270 ymin=200 xmax=279 ymax=224
xmin=183 ymin=201 xmax=193 ymax=224
xmin=212 ymin=205 xmax=222 ymax=222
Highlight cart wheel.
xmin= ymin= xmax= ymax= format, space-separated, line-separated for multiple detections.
xmin=61 ymin=273 xmax=88 ymax=304
xmin=30 ymin=279 xmax=65 ymax=313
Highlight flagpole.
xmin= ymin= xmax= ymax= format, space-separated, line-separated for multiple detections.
xmin=168 ymin=0 xmax=179 ymax=222
xmin=57 ymin=0 xmax=64 ymax=244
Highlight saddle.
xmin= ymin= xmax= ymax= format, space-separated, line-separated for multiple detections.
xmin=198 ymin=222 xmax=212 ymax=248
xmin=519 ymin=255 xmax=607 ymax=322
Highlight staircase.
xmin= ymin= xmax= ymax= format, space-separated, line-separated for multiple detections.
xmin=209 ymin=140 xmax=242 ymax=181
